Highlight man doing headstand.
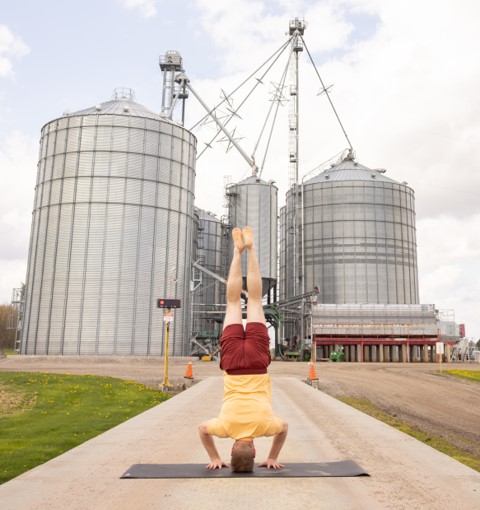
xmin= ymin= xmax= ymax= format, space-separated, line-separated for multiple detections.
xmin=199 ymin=226 xmax=288 ymax=471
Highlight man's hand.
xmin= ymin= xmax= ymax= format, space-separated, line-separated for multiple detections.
xmin=199 ymin=422 xmax=229 ymax=470
xmin=259 ymin=458 xmax=284 ymax=469
xmin=206 ymin=458 xmax=229 ymax=470
xmin=260 ymin=422 xmax=288 ymax=469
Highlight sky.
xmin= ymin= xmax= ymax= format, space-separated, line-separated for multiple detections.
xmin=1 ymin=0 xmax=479 ymax=339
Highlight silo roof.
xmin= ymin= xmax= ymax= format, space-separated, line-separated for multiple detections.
xmin=237 ymin=175 xmax=278 ymax=186
xmin=195 ymin=207 xmax=221 ymax=222
xmin=70 ymin=98 xmax=169 ymax=122
xmin=305 ymin=159 xmax=400 ymax=185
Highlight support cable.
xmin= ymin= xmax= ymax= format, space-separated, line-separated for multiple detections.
xmin=301 ymin=36 xmax=354 ymax=151
xmin=257 ymin=51 xmax=293 ymax=178
xmin=193 ymin=38 xmax=293 ymax=161
xmin=190 ymin=37 xmax=292 ymax=132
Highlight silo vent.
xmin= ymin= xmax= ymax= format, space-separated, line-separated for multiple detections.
xmin=113 ymin=87 xmax=136 ymax=100
xmin=95 ymin=104 xmax=102 ymax=111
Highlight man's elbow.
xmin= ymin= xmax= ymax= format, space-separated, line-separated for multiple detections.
xmin=281 ymin=422 xmax=288 ymax=434
xmin=199 ymin=422 xmax=209 ymax=435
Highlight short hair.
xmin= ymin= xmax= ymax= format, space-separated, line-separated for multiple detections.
xmin=231 ymin=442 xmax=255 ymax=473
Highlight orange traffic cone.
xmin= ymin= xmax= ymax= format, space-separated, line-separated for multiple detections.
xmin=184 ymin=359 xmax=194 ymax=379
xmin=308 ymin=361 xmax=318 ymax=381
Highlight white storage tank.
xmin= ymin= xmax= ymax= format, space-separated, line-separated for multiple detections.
xmin=192 ymin=208 xmax=225 ymax=338
xmin=282 ymin=156 xmax=419 ymax=304
xmin=226 ymin=176 xmax=278 ymax=297
xmin=21 ymin=90 xmax=197 ymax=355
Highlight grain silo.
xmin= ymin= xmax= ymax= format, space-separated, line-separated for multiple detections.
xmin=283 ymin=155 xmax=419 ymax=305
xmin=20 ymin=89 xmax=196 ymax=355
xmin=279 ymin=155 xmax=435 ymax=362
xmin=279 ymin=193 xmax=298 ymax=300
xmin=226 ymin=176 xmax=278 ymax=299
xmin=278 ymin=205 xmax=286 ymax=301
xmin=192 ymin=208 xmax=226 ymax=343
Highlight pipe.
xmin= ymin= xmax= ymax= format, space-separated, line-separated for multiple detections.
xmin=182 ymin=75 xmax=258 ymax=175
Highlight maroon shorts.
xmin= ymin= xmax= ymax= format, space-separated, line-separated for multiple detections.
xmin=219 ymin=322 xmax=271 ymax=375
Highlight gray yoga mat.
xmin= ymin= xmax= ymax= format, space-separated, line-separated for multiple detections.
xmin=121 ymin=460 xmax=369 ymax=478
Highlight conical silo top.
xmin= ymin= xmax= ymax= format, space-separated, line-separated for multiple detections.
xmin=305 ymin=158 xmax=401 ymax=185
xmin=67 ymin=88 xmax=167 ymax=122
xmin=195 ymin=207 xmax=221 ymax=223
xmin=237 ymin=175 xmax=278 ymax=187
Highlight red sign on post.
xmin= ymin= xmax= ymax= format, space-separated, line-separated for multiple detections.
xmin=157 ymin=299 xmax=181 ymax=309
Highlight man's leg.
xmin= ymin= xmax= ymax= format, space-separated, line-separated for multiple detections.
xmin=243 ymin=226 xmax=266 ymax=325
xmin=223 ymin=227 xmax=245 ymax=328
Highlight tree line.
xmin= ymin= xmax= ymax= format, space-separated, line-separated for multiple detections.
xmin=0 ymin=305 xmax=16 ymax=350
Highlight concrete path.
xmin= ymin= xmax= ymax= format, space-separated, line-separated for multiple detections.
xmin=0 ymin=377 xmax=479 ymax=510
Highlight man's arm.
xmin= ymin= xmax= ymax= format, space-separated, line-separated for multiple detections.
xmin=259 ymin=421 xmax=288 ymax=469
xmin=198 ymin=422 xmax=229 ymax=469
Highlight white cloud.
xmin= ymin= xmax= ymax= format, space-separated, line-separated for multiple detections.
xmin=121 ymin=0 xmax=158 ymax=18
xmin=193 ymin=0 xmax=284 ymax=74
xmin=325 ymin=1 xmax=480 ymax=219
xmin=0 ymin=25 xmax=30 ymax=78
xmin=192 ymin=0 xmax=361 ymax=74
xmin=418 ymin=214 xmax=480 ymax=334
xmin=0 ymin=131 xmax=37 ymax=303
xmin=301 ymin=3 xmax=354 ymax=53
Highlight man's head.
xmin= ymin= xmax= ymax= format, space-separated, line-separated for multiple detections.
xmin=230 ymin=440 xmax=255 ymax=472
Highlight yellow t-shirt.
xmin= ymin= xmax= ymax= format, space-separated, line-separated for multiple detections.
xmin=207 ymin=373 xmax=284 ymax=441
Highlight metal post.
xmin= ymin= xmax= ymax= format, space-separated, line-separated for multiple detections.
xmin=311 ymin=314 xmax=316 ymax=362
xmin=294 ymin=48 xmax=300 ymax=186
xmin=162 ymin=307 xmax=171 ymax=387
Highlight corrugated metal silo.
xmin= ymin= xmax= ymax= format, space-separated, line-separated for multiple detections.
xmin=226 ymin=176 xmax=278 ymax=297
xmin=283 ymin=157 xmax=419 ymax=304
xmin=278 ymin=205 xmax=286 ymax=301
xmin=192 ymin=208 xmax=225 ymax=338
xmin=21 ymin=90 xmax=196 ymax=355
xmin=281 ymin=187 xmax=299 ymax=299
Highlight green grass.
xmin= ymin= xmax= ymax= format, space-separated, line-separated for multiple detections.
xmin=0 ymin=372 xmax=170 ymax=484
xmin=338 ymin=396 xmax=480 ymax=473
xmin=442 ymin=369 xmax=480 ymax=383
xmin=1 ymin=349 xmax=19 ymax=356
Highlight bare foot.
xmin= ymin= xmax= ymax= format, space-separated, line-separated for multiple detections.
xmin=232 ymin=227 xmax=245 ymax=253
xmin=242 ymin=226 xmax=254 ymax=249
